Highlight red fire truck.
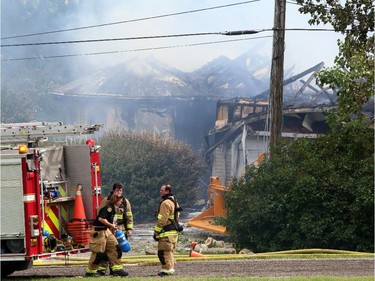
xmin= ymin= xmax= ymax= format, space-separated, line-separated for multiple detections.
xmin=0 ymin=122 xmax=103 ymax=277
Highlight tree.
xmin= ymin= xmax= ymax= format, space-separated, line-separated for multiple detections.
xmin=224 ymin=115 xmax=374 ymax=252
xmin=97 ymin=129 xmax=207 ymax=222
xmin=296 ymin=0 xmax=374 ymax=119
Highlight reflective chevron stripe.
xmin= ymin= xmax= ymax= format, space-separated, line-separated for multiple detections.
xmin=43 ymin=205 xmax=60 ymax=238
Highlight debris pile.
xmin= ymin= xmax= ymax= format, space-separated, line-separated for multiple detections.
xmin=189 ymin=237 xmax=236 ymax=256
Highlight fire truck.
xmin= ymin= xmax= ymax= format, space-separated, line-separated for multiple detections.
xmin=0 ymin=122 xmax=103 ymax=277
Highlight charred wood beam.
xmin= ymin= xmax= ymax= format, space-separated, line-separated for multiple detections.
xmin=204 ymin=105 xmax=337 ymax=158
xmin=253 ymin=62 xmax=325 ymax=101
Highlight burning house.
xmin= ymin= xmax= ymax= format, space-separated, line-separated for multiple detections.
xmin=204 ymin=62 xmax=340 ymax=185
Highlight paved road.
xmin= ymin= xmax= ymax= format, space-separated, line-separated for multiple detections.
xmin=6 ymin=258 xmax=374 ymax=278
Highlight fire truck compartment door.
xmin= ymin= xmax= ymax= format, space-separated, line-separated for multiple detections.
xmin=0 ymin=154 xmax=25 ymax=238
xmin=64 ymin=145 xmax=94 ymax=221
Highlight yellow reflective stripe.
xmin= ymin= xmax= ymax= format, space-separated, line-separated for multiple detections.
xmin=115 ymin=214 xmax=122 ymax=219
xmin=157 ymin=214 xmax=162 ymax=219
xmin=126 ymin=211 xmax=132 ymax=217
xmin=45 ymin=205 xmax=60 ymax=237
xmin=111 ymin=265 xmax=123 ymax=271
xmin=61 ymin=205 xmax=68 ymax=234
xmin=127 ymin=223 xmax=133 ymax=229
xmin=168 ymin=214 xmax=174 ymax=220
xmin=154 ymin=226 xmax=163 ymax=232
xmin=86 ymin=268 xmax=97 ymax=274
xmin=97 ymin=266 xmax=107 ymax=271
xmin=157 ymin=231 xmax=178 ymax=238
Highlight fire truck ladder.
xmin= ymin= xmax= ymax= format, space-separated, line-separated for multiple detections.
xmin=0 ymin=122 xmax=102 ymax=144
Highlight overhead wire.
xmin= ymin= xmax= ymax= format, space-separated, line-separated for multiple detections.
xmin=1 ymin=28 xmax=342 ymax=48
xmin=1 ymin=30 xmax=264 ymax=47
xmin=2 ymin=35 xmax=272 ymax=61
xmin=1 ymin=25 xmax=344 ymax=60
xmin=286 ymin=0 xmax=301 ymax=6
xmin=1 ymin=0 xmax=268 ymax=61
xmin=0 ymin=0 xmax=344 ymax=61
xmin=1 ymin=0 xmax=261 ymax=40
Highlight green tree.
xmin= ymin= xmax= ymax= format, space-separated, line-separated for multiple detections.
xmin=296 ymin=0 xmax=374 ymax=119
xmin=97 ymin=129 xmax=207 ymax=222
xmin=224 ymin=114 xmax=374 ymax=252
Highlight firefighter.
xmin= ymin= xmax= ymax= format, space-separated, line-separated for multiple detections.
xmin=96 ymin=182 xmax=133 ymax=275
xmin=100 ymin=183 xmax=133 ymax=236
xmin=85 ymin=194 xmax=128 ymax=277
xmin=153 ymin=184 xmax=182 ymax=277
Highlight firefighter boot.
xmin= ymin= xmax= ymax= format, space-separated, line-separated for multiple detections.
xmin=85 ymin=272 xmax=103 ymax=277
xmin=157 ymin=269 xmax=175 ymax=277
xmin=97 ymin=270 xmax=106 ymax=276
xmin=112 ymin=269 xmax=129 ymax=277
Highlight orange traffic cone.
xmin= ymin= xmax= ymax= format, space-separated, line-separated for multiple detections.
xmin=67 ymin=184 xmax=90 ymax=245
xmin=190 ymin=250 xmax=206 ymax=257
xmin=190 ymin=241 xmax=198 ymax=249
xmin=73 ymin=184 xmax=86 ymax=221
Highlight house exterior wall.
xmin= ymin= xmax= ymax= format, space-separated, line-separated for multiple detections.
xmin=212 ymin=145 xmax=226 ymax=184
xmin=211 ymin=129 xmax=268 ymax=187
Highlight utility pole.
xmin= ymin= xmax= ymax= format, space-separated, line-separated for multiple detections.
xmin=269 ymin=0 xmax=286 ymax=147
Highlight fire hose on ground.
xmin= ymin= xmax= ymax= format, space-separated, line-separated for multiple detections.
xmin=32 ymin=249 xmax=373 ymax=267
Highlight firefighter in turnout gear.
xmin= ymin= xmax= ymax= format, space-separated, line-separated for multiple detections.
xmin=99 ymin=183 xmax=133 ymax=236
xmin=153 ymin=184 xmax=182 ymax=277
xmin=85 ymin=194 xmax=129 ymax=277
xmin=97 ymin=183 xmax=133 ymax=275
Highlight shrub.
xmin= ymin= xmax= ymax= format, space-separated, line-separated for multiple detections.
xmin=98 ymin=129 xmax=207 ymax=222
xmin=224 ymin=116 xmax=374 ymax=252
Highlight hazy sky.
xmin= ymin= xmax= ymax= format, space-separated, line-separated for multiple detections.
xmin=4 ymin=0 xmax=343 ymax=74
xmin=59 ymin=0 xmax=342 ymax=73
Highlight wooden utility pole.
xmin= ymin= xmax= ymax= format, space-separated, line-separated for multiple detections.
xmin=269 ymin=0 xmax=286 ymax=147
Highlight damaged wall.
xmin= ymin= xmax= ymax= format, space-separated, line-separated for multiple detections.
xmin=211 ymin=131 xmax=267 ymax=185
xmin=206 ymin=97 xmax=337 ymax=185
xmin=54 ymin=95 xmax=217 ymax=151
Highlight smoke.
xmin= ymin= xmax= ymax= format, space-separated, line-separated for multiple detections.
xmin=1 ymin=0 xmax=342 ymax=136
xmin=2 ymin=1 xmax=342 ymax=73
xmin=57 ymin=1 xmax=341 ymax=73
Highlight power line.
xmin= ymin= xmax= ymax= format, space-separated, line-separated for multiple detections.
xmin=0 ymin=30 xmax=262 ymax=47
xmin=1 ymin=35 xmax=272 ymax=61
xmin=1 ymin=0 xmax=260 ymax=40
xmin=286 ymin=0 xmax=301 ymax=6
xmin=1 ymin=28 xmax=342 ymax=48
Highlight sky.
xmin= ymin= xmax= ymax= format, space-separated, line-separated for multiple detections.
xmin=61 ymin=0 xmax=343 ymax=73
xmin=2 ymin=0 xmax=343 ymax=74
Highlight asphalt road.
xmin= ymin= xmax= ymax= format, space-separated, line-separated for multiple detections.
xmin=5 ymin=224 xmax=374 ymax=278
xmin=6 ymin=258 xmax=374 ymax=278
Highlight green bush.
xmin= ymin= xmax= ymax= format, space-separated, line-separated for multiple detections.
xmin=224 ymin=116 xmax=374 ymax=252
xmin=98 ymin=129 xmax=207 ymax=222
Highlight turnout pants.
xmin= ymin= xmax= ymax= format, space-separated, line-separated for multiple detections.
xmin=86 ymin=229 xmax=123 ymax=273
xmin=157 ymin=236 xmax=177 ymax=271
xmin=98 ymin=225 xmax=127 ymax=272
